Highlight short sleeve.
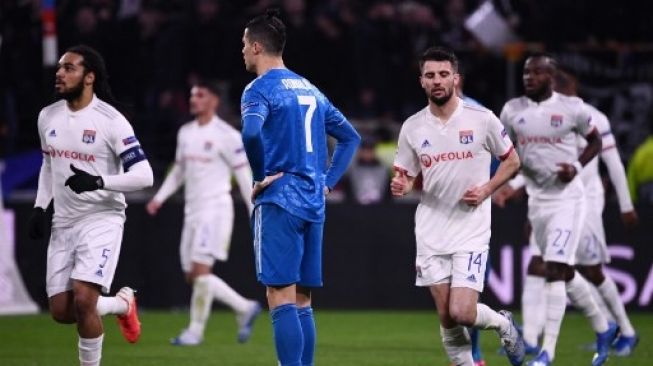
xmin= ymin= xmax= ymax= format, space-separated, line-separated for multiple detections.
xmin=241 ymin=86 xmax=270 ymax=123
xmin=393 ymin=124 xmax=420 ymax=177
xmin=485 ymin=113 xmax=514 ymax=160
xmin=223 ymin=131 xmax=249 ymax=169
xmin=592 ymin=111 xmax=616 ymax=151
xmin=574 ymin=102 xmax=594 ymax=136
xmin=499 ymin=104 xmax=515 ymax=140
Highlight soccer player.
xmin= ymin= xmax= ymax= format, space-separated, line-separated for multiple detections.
xmin=28 ymin=45 xmax=151 ymax=366
xmin=499 ymin=54 xmax=617 ymax=366
xmin=146 ymin=81 xmax=262 ymax=345
xmin=240 ymin=9 xmax=361 ymax=366
xmin=496 ymin=68 xmax=639 ymax=357
xmin=392 ymin=47 xmax=524 ymax=366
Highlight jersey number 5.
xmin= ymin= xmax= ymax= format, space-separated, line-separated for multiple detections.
xmin=298 ymin=95 xmax=316 ymax=153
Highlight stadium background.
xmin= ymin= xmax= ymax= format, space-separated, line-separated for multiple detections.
xmin=0 ymin=2 xmax=652 ymax=364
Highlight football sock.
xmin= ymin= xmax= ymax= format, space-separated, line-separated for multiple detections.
xmin=522 ymin=275 xmax=546 ymax=346
xmin=469 ymin=327 xmax=483 ymax=361
xmin=566 ymin=272 xmax=608 ymax=333
xmin=298 ymin=306 xmax=316 ymax=366
xmin=474 ymin=303 xmax=510 ymax=332
xmin=78 ymin=334 xmax=103 ymax=366
xmin=441 ymin=325 xmax=474 ymax=366
xmin=590 ymin=283 xmax=615 ymax=322
xmin=206 ymin=274 xmax=250 ymax=313
xmin=96 ymin=296 xmax=128 ymax=316
xmin=188 ymin=275 xmax=212 ymax=337
xmin=542 ymin=281 xmax=566 ymax=360
xmin=598 ymin=277 xmax=635 ymax=336
xmin=271 ymin=304 xmax=303 ymax=366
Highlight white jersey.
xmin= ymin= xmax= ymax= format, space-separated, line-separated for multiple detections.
xmin=37 ymin=95 xmax=145 ymax=228
xmin=500 ymin=92 xmax=595 ymax=200
xmin=394 ymin=99 xmax=513 ymax=255
xmin=153 ymin=116 xmax=251 ymax=218
xmin=577 ymin=104 xmax=634 ymax=212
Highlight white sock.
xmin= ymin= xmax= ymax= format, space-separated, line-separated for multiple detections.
xmin=188 ymin=275 xmax=213 ymax=337
xmin=598 ymin=277 xmax=635 ymax=336
xmin=522 ymin=275 xmax=546 ymax=346
xmin=96 ymin=296 xmax=128 ymax=316
xmin=541 ymin=281 xmax=566 ymax=360
xmin=78 ymin=334 xmax=103 ymax=366
xmin=590 ymin=283 xmax=615 ymax=322
xmin=566 ymin=272 xmax=608 ymax=333
xmin=206 ymin=274 xmax=251 ymax=314
xmin=440 ymin=325 xmax=474 ymax=366
xmin=474 ymin=303 xmax=510 ymax=333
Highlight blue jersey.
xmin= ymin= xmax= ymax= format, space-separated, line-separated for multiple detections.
xmin=241 ymin=68 xmax=360 ymax=222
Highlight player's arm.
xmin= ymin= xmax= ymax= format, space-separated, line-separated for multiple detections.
xmin=29 ymin=112 xmax=53 ymax=239
xmin=324 ymin=103 xmax=361 ymax=191
xmin=463 ymin=114 xmax=520 ymax=206
xmin=226 ymin=136 xmax=254 ymax=214
xmin=599 ymin=127 xmax=638 ymax=227
xmin=391 ymin=123 xmax=419 ymax=196
xmin=240 ymin=90 xmax=269 ymax=183
xmin=492 ymin=172 xmax=526 ymax=208
xmin=147 ymin=131 xmax=186 ymax=215
xmin=558 ymin=105 xmax=601 ymax=183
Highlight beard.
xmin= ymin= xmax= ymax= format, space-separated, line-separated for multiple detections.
xmin=428 ymin=87 xmax=454 ymax=106
xmin=55 ymin=80 xmax=84 ymax=102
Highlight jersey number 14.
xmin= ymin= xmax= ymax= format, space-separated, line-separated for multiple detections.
xmin=298 ymin=95 xmax=316 ymax=153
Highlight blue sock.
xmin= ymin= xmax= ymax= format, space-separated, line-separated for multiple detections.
xmin=470 ymin=327 xmax=483 ymax=361
xmin=270 ymin=304 xmax=303 ymax=366
xmin=298 ymin=307 xmax=316 ymax=366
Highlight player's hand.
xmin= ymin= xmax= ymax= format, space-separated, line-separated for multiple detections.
xmin=65 ymin=164 xmax=104 ymax=194
xmin=556 ymin=162 xmax=577 ymax=183
xmin=146 ymin=200 xmax=162 ymax=216
xmin=461 ymin=185 xmax=491 ymax=207
xmin=391 ymin=169 xmax=410 ymax=196
xmin=251 ymin=172 xmax=284 ymax=203
xmin=492 ymin=184 xmax=516 ymax=208
xmin=27 ymin=207 xmax=46 ymax=240
xmin=621 ymin=210 xmax=639 ymax=230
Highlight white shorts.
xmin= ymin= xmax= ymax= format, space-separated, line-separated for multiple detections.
xmin=576 ymin=194 xmax=610 ymax=265
xmin=528 ymin=196 xmax=586 ymax=265
xmin=415 ymin=250 xmax=488 ymax=292
xmin=180 ymin=206 xmax=234 ymax=273
xmin=46 ymin=219 xmax=124 ymax=297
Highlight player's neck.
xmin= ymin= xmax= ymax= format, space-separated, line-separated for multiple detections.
xmin=529 ymin=89 xmax=553 ymax=103
xmin=428 ymin=96 xmax=459 ymax=122
xmin=197 ymin=113 xmax=214 ymax=125
xmin=256 ymin=56 xmax=285 ymax=76
xmin=67 ymin=89 xmax=94 ymax=112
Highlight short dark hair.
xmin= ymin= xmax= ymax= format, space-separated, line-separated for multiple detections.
xmin=66 ymin=45 xmax=117 ymax=105
xmin=419 ymin=47 xmax=459 ymax=72
xmin=245 ymin=8 xmax=286 ymax=55
xmin=194 ymin=80 xmax=221 ymax=97
xmin=525 ymin=52 xmax=558 ymax=72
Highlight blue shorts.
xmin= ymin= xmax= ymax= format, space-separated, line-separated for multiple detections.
xmin=252 ymin=204 xmax=324 ymax=287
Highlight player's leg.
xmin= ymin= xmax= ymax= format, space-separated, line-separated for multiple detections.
xmin=72 ymin=280 xmax=104 ymax=366
xmin=429 ymin=283 xmax=475 ymax=366
xmin=522 ymin=236 xmax=546 ymax=353
xmin=578 ymin=265 xmax=638 ymax=356
xmin=46 ymin=227 xmax=77 ymax=323
xmin=469 ymin=262 xmax=492 ymax=365
xmin=255 ymin=204 xmax=305 ymax=366
xmin=295 ymin=220 xmax=323 ymax=366
xmin=449 ymin=251 xmax=524 ymax=366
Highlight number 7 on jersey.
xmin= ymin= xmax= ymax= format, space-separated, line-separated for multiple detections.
xmin=298 ymin=95 xmax=316 ymax=153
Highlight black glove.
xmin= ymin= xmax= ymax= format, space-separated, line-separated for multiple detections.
xmin=64 ymin=164 xmax=104 ymax=194
xmin=28 ymin=207 xmax=46 ymax=240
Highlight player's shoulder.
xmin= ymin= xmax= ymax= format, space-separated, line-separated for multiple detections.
xmin=402 ymin=107 xmax=430 ymax=129
xmin=39 ymin=100 xmax=67 ymax=120
xmin=214 ymin=117 xmax=240 ymax=136
xmin=92 ymin=98 xmax=124 ymax=121
xmin=461 ymin=99 xmax=492 ymax=116
xmin=555 ymin=93 xmax=585 ymax=107
xmin=502 ymin=96 xmax=530 ymax=113
xmin=584 ymin=103 xmax=610 ymax=130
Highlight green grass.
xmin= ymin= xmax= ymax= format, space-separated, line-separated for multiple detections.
xmin=0 ymin=310 xmax=650 ymax=365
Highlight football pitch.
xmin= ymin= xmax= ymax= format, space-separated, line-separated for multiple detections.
xmin=0 ymin=310 xmax=650 ymax=365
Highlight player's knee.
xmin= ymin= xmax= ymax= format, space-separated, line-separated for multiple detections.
xmin=527 ymin=256 xmax=546 ymax=276
xmin=578 ymin=266 xmax=604 ymax=285
xmin=449 ymin=307 xmax=475 ymax=327
xmin=50 ymin=307 xmax=75 ymax=324
xmin=545 ymin=262 xmax=569 ymax=282
xmin=73 ymin=292 xmax=98 ymax=316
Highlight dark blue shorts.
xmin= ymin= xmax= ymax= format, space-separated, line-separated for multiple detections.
xmin=252 ymin=204 xmax=324 ymax=287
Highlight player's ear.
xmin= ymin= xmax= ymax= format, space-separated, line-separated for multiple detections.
xmin=84 ymin=71 xmax=96 ymax=86
xmin=453 ymin=73 xmax=460 ymax=86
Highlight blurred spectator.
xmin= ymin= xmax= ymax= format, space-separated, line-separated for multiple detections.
xmin=627 ymin=118 xmax=653 ymax=205
xmin=345 ymin=138 xmax=390 ymax=205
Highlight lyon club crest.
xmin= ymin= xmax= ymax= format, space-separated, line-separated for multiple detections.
xmin=550 ymin=114 xmax=563 ymax=127
xmin=459 ymin=130 xmax=474 ymax=144
xmin=420 ymin=154 xmax=432 ymax=167
xmin=82 ymin=129 xmax=96 ymax=144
